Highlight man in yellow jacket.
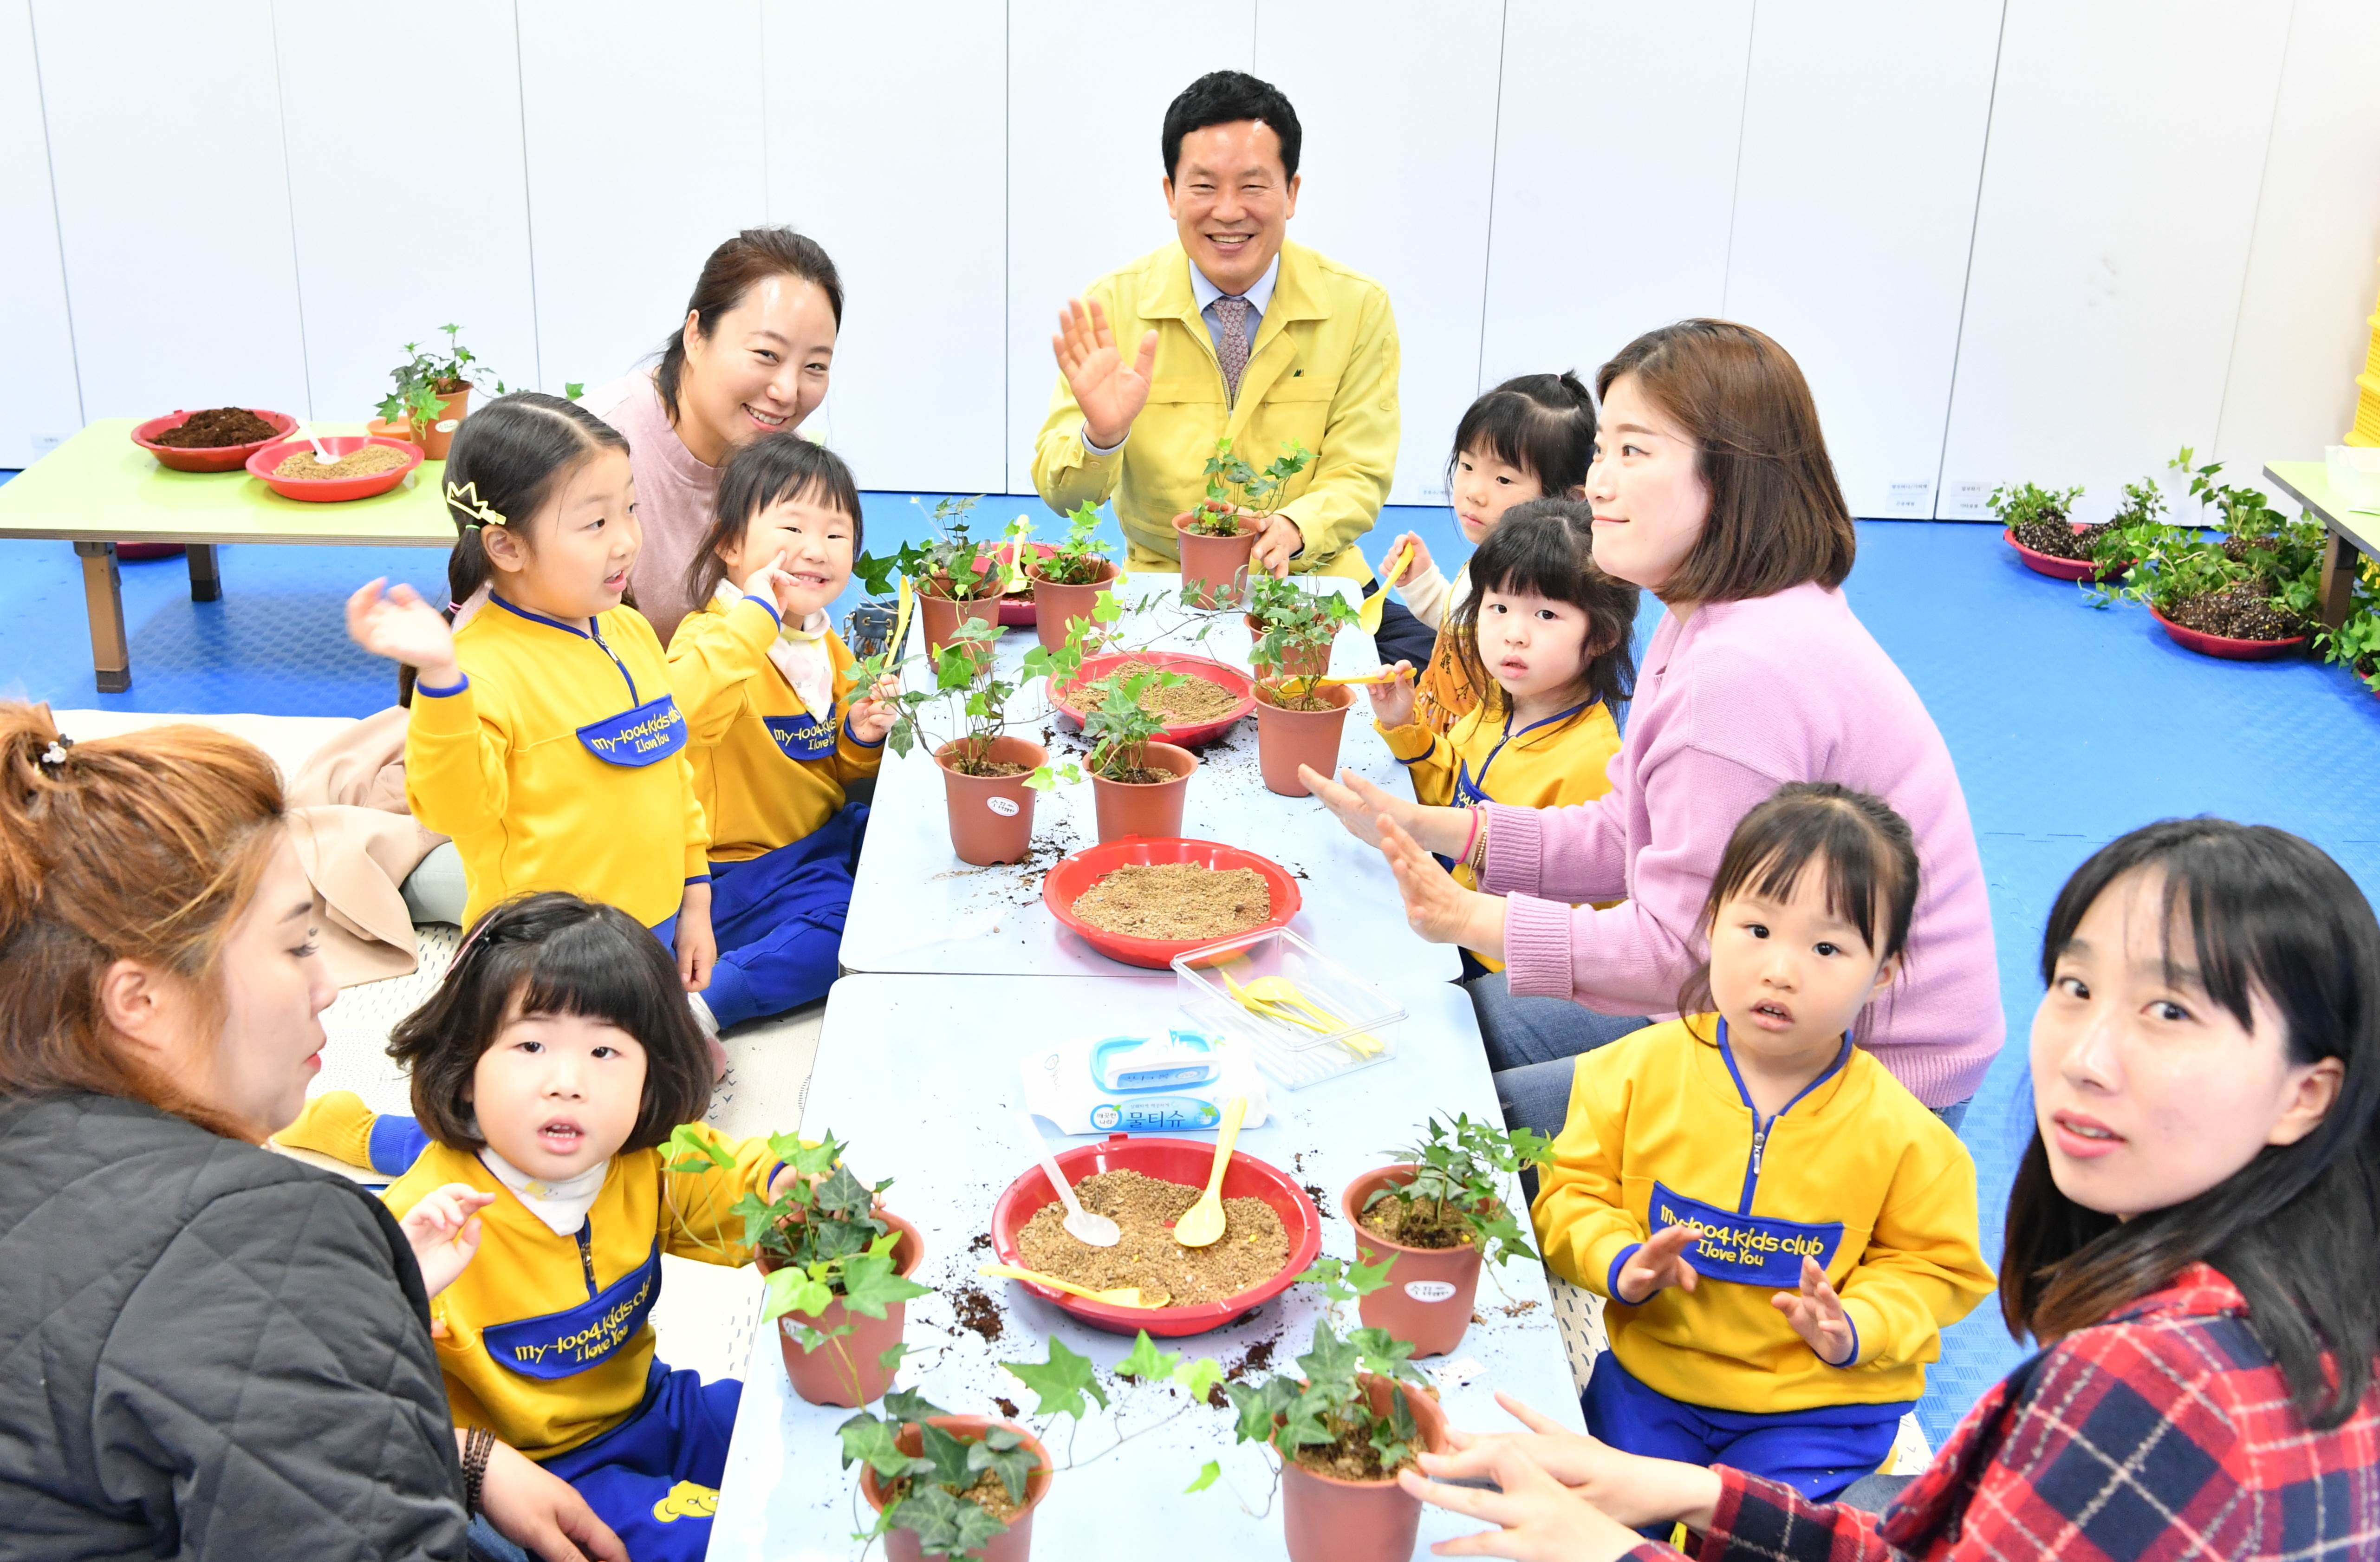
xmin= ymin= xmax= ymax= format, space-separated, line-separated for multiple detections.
xmin=1032 ymin=70 xmax=1432 ymax=664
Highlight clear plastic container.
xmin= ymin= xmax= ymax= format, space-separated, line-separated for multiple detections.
xmin=1172 ymin=925 xmax=1405 ymax=1089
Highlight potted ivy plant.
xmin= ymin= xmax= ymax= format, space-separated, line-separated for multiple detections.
xmin=1173 ymin=437 xmax=1312 ymax=607
xmin=1242 ymin=575 xmax=1357 ymax=679
xmin=1250 ymin=672 xmax=1355 ymax=798
xmin=843 ymin=1389 xmax=1054 ymax=1562
xmin=367 ymin=324 xmax=501 ymax=459
xmin=858 ymin=498 xmax=1033 ymax=666
xmin=1025 ymin=501 xmax=1121 ymax=652
xmin=1342 ymin=1113 xmax=1552 ymax=1357
xmin=1071 ymin=664 xmax=1198 ymax=843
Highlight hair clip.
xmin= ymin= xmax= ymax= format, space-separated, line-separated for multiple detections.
xmin=37 ymin=735 xmax=72 ymax=774
xmin=445 ymin=480 xmax=507 ymax=531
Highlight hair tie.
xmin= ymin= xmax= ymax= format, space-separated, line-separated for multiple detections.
xmin=445 ymin=480 xmax=506 ymax=531
xmin=37 ymin=734 xmax=72 ymax=776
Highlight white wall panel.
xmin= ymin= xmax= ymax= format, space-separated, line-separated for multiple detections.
xmin=761 ymin=1 xmax=1005 ymax=495
xmin=1723 ymin=2 xmax=2000 ymax=520
xmin=2213 ymin=0 xmax=2380 ymax=478
xmin=0 ymin=0 xmax=79 ymax=467
xmin=517 ymin=0 xmax=768 ymax=398
xmin=1005 ymin=0 xmax=1255 ymax=496
xmin=33 ymin=0 xmax=308 ymax=420
xmin=1480 ymin=1 xmax=1755 ymax=394
xmin=1937 ymin=0 xmax=2290 ymax=523
xmin=1257 ymin=0 xmax=1501 ymax=507
xmin=275 ymin=0 xmax=539 ymax=423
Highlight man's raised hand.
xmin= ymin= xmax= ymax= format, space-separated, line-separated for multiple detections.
xmin=1053 ymin=298 xmax=1157 ymax=449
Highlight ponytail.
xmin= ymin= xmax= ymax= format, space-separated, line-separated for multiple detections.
xmin=1447 ymin=371 xmax=1600 ymax=498
xmin=440 ymin=392 xmax=629 ymax=607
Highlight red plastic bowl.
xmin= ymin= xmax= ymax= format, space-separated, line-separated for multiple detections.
xmin=965 ymin=543 xmax=1061 ymax=626
xmin=1051 ymin=651 xmax=1256 ymax=748
xmin=2148 ymin=606 xmax=2309 ymax=662
xmin=1042 ymin=836 xmax=1301 ymax=969
xmin=989 ymin=1132 xmax=1323 ymax=1337
xmin=132 ymin=408 xmax=295 ymax=472
xmin=2003 ymin=525 xmax=2127 ymax=583
xmin=245 ymin=435 xmax=424 ymax=502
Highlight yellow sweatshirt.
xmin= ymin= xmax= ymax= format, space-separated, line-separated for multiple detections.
xmin=407 ymin=594 xmax=708 ymax=930
xmin=665 ymin=593 xmax=885 ymax=863
xmin=385 ymin=1128 xmax=778 ymax=1460
xmin=1378 ymin=697 xmax=1621 ymax=970
xmin=1030 ymin=240 xmax=1398 ymax=587
xmin=1533 ymin=1016 xmax=1994 ymax=1414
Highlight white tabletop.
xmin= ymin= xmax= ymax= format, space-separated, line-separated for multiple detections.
xmin=705 ymin=972 xmax=1583 ymax=1561
xmin=839 ymin=574 xmax=1463 ymax=985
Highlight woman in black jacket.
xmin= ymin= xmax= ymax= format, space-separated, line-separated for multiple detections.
xmin=0 ymin=704 xmax=623 ymax=1562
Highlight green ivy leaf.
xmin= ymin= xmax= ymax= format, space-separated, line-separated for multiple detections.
xmin=1296 ymin=1320 xmax=1364 ymax=1397
xmin=917 ymin=1422 xmax=977 ymax=1489
xmin=835 ymin=1412 xmax=923 ymax=1480
xmin=1116 ymin=1330 xmax=1180 ymax=1384
xmin=1001 ymin=1338 xmax=1107 ymax=1420
xmin=1171 ymin=1356 xmax=1224 ymax=1405
xmin=836 ymin=1250 xmax=932 ymax=1320
xmin=1184 ymin=1459 xmax=1222 ymax=1494
xmin=969 ymin=1431 xmax=1038 ymax=1506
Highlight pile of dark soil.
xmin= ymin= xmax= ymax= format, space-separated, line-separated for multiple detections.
xmin=152 ymin=408 xmax=277 ymax=448
xmin=2163 ymin=582 xmax=2307 ymax=642
xmin=2008 ymin=516 xmax=2110 ymax=561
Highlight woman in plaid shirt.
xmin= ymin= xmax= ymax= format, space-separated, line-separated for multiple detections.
xmin=1403 ymin=817 xmax=2380 ymax=1561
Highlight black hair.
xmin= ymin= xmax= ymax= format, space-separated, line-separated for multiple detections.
xmin=440 ymin=391 xmax=630 ymax=606
xmin=2002 ymin=818 xmax=2380 ymax=1429
xmin=1678 ymin=782 xmax=1922 ymax=1022
xmin=1446 ymin=372 xmax=1598 ymax=497
xmin=656 ymin=227 xmax=844 ymax=423
xmin=1161 ymin=70 xmax=1302 ymax=181
xmin=683 ymin=434 xmax=865 ymax=608
xmin=1446 ymin=498 xmax=1638 ymax=729
xmin=387 ymin=892 xmax=712 ymax=1155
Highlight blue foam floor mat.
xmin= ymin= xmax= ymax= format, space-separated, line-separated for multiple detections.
xmin=3 ymin=488 xmax=2375 ymax=1446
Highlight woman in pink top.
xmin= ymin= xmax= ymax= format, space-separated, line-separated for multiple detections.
xmin=581 ymin=227 xmax=842 ymax=644
xmin=1306 ymin=320 xmax=2000 ymax=1137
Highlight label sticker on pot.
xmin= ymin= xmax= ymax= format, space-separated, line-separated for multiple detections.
xmin=986 ymin=795 xmax=1020 ymax=816
xmin=436 ymin=418 xmax=461 ymax=433
xmin=1404 ymin=1280 xmax=1459 ymax=1303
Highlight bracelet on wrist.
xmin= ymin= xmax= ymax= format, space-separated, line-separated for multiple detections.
xmin=462 ymin=1425 xmax=494 ymax=1514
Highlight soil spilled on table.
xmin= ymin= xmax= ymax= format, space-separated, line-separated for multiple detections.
xmin=1014 ymin=1168 xmax=1288 ymax=1307
xmin=949 ymin=1282 xmax=1004 ymax=1343
xmin=1223 ymin=1335 xmax=1278 ymax=1381
xmin=1107 ymin=659 xmax=1240 ymax=722
xmin=2165 ymin=582 xmax=2307 ymax=641
xmin=1071 ymin=862 xmax=1271 ymax=941
xmin=273 ymin=446 xmax=408 ymax=481
xmin=152 ymin=407 xmax=278 ymax=448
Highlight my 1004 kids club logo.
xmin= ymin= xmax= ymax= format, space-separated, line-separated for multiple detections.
xmin=575 ymin=695 xmax=688 ymax=769
xmin=1648 ymin=1182 xmax=1844 ymax=1290
xmin=481 ymin=1246 xmax=662 ymax=1380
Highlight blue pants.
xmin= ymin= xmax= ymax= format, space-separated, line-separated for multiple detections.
xmin=540 ymin=1363 xmax=741 ymax=1562
xmin=701 ymin=804 xmax=867 ymax=1030
xmin=1584 ymin=1352 xmax=1904 ymax=1508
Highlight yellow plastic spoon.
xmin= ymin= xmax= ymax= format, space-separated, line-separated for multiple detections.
xmin=978 ymin=1263 xmax=1166 ymax=1309
xmin=887 ymin=575 xmax=915 ymax=658
xmin=1357 ymin=537 xmax=1417 ymax=635
xmin=1172 ymin=1095 xmax=1248 ymax=1249
xmin=1241 ymin=975 xmax=1384 ymax=1058
xmin=1219 ymin=968 xmax=1330 ymax=1034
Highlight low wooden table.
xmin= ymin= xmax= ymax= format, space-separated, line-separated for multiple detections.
xmin=0 ymin=419 xmax=452 ymax=690
xmin=2263 ymin=460 xmax=2380 ymax=629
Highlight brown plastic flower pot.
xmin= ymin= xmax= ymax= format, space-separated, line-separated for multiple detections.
xmin=1028 ymin=559 xmax=1119 ymax=653
xmin=919 ymin=587 xmax=1001 ymax=669
xmin=861 ymin=1416 xmax=1052 ymax=1562
xmin=1173 ymin=511 xmax=1259 ymax=608
xmin=769 ymin=1209 xmax=923 ymax=1408
xmin=1246 ymin=614 xmax=1338 ymax=679
xmin=1253 ymin=682 xmax=1354 ymax=797
xmin=1344 ymin=1165 xmax=1487 ymax=1358
xmin=936 ymin=736 xmax=1046 ymax=865
xmin=1088 ymin=741 xmax=1196 ymax=843
xmin=1277 ymin=1374 xmax=1450 ymax=1562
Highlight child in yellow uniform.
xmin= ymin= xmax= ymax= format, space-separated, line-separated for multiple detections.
xmin=1365 ymin=500 xmax=1637 ymax=976
xmin=280 ymin=893 xmax=802 ymax=1562
xmin=1533 ymin=784 xmax=1994 ymax=1506
xmin=345 ymin=391 xmax=715 ymax=992
xmin=665 ymin=434 xmax=895 ymax=1030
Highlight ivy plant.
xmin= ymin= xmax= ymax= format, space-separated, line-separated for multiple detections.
xmin=839 ymin=1388 xmax=1043 ymax=1559
xmin=1223 ymin=1319 xmax=1430 ymax=1482
xmin=1183 ymin=437 xmax=1313 ymax=537
xmin=1239 ymin=574 xmax=1358 ymax=676
xmin=379 ymin=323 xmax=503 ymax=429
xmin=855 ymin=497 xmax=1032 ymax=604
xmin=1360 ymin=1113 xmax=1552 ymax=1261
xmin=1032 ymin=501 xmax=1116 ymax=586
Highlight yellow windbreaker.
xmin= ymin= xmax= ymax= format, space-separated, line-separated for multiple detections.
xmin=407 ymin=595 xmax=707 ymax=930
xmin=665 ymin=593 xmax=885 ymax=863
xmin=1031 ymin=239 xmax=1398 ymax=586
xmin=1379 ymin=698 xmax=1621 ymax=970
xmin=385 ymin=1129 xmax=778 ymax=1460
xmin=1534 ymin=1016 xmax=1993 ymax=1414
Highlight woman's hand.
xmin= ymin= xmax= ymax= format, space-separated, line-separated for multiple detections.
xmin=847 ymin=674 xmax=900 ymax=744
xmin=475 ymin=1437 xmax=629 ymax=1562
xmin=1397 ymin=1439 xmax=1652 ymax=1561
xmin=1380 ymin=817 xmax=1507 ymax=954
xmin=347 ymin=579 xmax=459 ymax=688
xmin=1365 ymin=661 xmax=1418 ymax=729
xmin=1614 ymin=1224 xmax=1701 ymax=1306
xmin=1054 ymin=297 xmax=1156 ymax=449
xmin=676 ymin=885 xmax=715 ymax=992
xmin=1774 ymin=1256 xmax=1857 ymax=1366
xmin=397 ymin=1183 xmax=492 ymax=1298
xmin=738 ymin=547 xmax=797 ymax=612
xmin=1417 ymin=1392 xmax=1721 ymax=1534
xmin=1299 ymin=766 xmax=1468 ymax=854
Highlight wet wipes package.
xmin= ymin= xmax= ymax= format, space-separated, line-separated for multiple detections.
xmin=1018 ymin=1028 xmax=1269 ymax=1136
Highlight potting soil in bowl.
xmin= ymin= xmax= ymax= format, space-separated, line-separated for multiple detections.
xmin=273 ymin=446 xmax=410 ymax=481
xmin=2161 ymin=582 xmax=2308 ymax=642
xmin=150 ymin=407 xmax=280 ymax=448
xmin=1106 ymin=659 xmax=1242 ymax=723
xmin=1070 ymin=863 xmax=1272 ymax=941
xmin=1015 ymin=1168 xmax=1288 ymax=1306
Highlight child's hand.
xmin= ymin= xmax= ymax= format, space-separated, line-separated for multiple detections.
xmin=847 ymin=674 xmax=900 ymax=744
xmin=1365 ymin=660 xmax=1418 ymax=729
xmin=1613 ymin=1224 xmax=1701 ymax=1306
xmin=676 ymin=885 xmax=715 ymax=993
xmin=348 ymin=579 xmax=460 ymax=687
xmin=400 ymin=1183 xmax=493 ymax=1299
xmin=1773 ymin=1255 xmax=1857 ymax=1366
xmin=739 ymin=548 xmax=798 ymax=613
xmin=1388 ymin=531 xmax=1432 ymax=585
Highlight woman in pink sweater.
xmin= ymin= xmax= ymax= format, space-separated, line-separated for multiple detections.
xmin=1306 ymin=320 xmax=2000 ymax=1136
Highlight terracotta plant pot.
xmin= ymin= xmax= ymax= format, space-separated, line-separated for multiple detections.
xmin=366 ymin=385 xmax=468 ymax=459
xmin=1253 ymin=681 xmax=1354 ymax=797
xmin=920 ymin=586 xmax=1002 ymax=668
xmin=936 ymin=735 xmax=1046 ymax=865
xmin=1028 ymin=558 xmax=1119 ymax=653
xmin=1344 ymin=1165 xmax=1488 ymax=1357
xmin=861 ymin=1416 xmax=1053 ymax=1562
xmin=1174 ymin=511 xmax=1259 ymax=608
xmin=1088 ymin=741 xmax=1196 ymax=843
xmin=1246 ymin=613 xmax=1338 ymax=678
xmin=767 ymin=1210 xmax=924 ymax=1408
xmin=1277 ymin=1374 xmax=1451 ymax=1562
xmin=2148 ymin=605 xmax=2310 ymax=662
